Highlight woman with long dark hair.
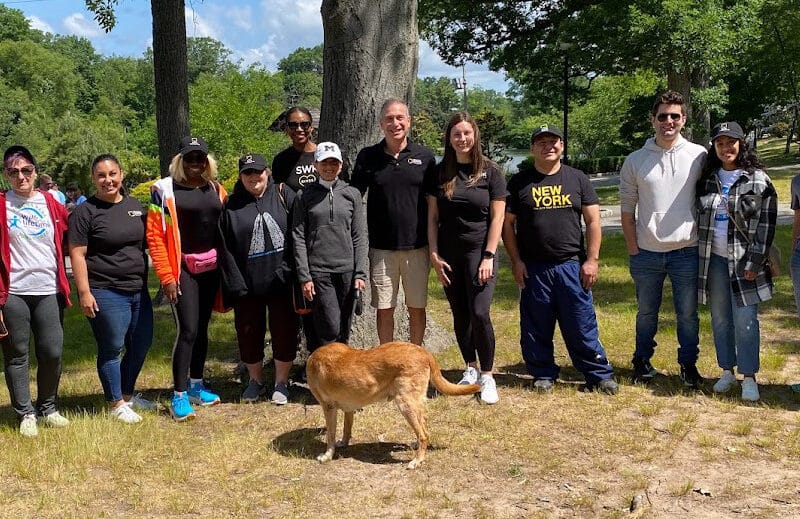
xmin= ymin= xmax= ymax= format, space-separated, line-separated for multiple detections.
xmin=69 ymin=154 xmax=154 ymax=424
xmin=696 ymin=122 xmax=777 ymax=402
xmin=147 ymin=136 xmax=227 ymax=421
xmin=426 ymin=112 xmax=507 ymax=404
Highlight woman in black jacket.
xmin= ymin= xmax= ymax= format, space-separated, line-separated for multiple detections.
xmin=218 ymin=153 xmax=298 ymax=405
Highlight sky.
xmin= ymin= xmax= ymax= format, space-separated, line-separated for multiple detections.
xmin=5 ymin=0 xmax=510 ymax=92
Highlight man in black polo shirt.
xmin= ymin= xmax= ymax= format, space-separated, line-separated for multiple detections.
xmin=351 ymin=99 xmax=436 ymax=345
xmin=502 ymin=124 xmax=617 ymax=394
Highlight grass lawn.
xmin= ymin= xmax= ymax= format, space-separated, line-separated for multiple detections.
xmin=1 ymin=142 xmax=800 ymax=516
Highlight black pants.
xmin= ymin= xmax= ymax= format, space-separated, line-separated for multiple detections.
xmin=441 ymin=248 xmax=497 ymax=372
xmin=233 ymin=286 xmax=299 ymax=364
xmin=308 ymin=271 xmax=356 ymax=350
xmin=171 ymin=268 xmax=219 ymax=391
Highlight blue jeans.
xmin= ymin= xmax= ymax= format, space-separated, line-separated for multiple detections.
xmin=792 ymin=242 xmax=800 ymax=317
xmin=88 ymin=287 xmax=154 ymax=402
xmin=629 ymin=247 xmax=699 ymax=364
xmin=519 ymin=260 xmax=614 ymax=384
xmin=707 ymin=254 xmax=760 ymax=374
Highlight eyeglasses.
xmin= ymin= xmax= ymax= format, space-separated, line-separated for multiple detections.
xmin=656 ymin=112 xmax=682 ymax=122
xmin=286 ymin=121 xmax=312 ymax=131
xmin=4 ymin=166 xmax=35 ymax=177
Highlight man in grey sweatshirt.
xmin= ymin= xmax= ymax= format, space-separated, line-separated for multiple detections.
xmin=619 ymin=91 xmax=707 ymax=388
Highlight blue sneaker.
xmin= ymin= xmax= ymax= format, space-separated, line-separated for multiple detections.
xmin=187 ymin=381 xmax=221 ymax=406
xmin=170 ymin=392 xmax=196 ymax=421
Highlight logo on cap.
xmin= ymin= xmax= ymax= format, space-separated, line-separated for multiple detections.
xmin=322 ymin=144 xmax=336 ymax=152
xmin=540 ymin=125 xmax=549 ymax=131
xmin=190 ymin=137 xmax=199 ymax=146
xmin=245 ymin=154 xmax=254 ymax=164
xmin=720 ymin=123 xmax=729 ymax=131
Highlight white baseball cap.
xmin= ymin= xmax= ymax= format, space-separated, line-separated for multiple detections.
xmin=315 ymin=142 xmax=343 ymax=162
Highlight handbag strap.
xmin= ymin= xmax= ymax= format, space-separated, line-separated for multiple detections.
xmin=714 ymin=174 xmax=751 ymax=245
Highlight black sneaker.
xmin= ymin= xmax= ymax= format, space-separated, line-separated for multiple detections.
xmin=532 ymin=378 xmax=554 ymax=393
xmin=680 ymin=363 xmax=703 ymax=389
xmin=592 ymin=378 xmax=619 ymax=395
xmin=632 ymin=357 xmax=658 ymax=382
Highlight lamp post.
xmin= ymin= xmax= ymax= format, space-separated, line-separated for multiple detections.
xmin=559 ymin=43 xmax=573 ymax=163
xmin=451 ymin=65 xmax=468 ymax=111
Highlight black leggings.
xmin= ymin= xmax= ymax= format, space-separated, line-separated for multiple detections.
xmin=441 ymin=248 xmax=497 ymax=372
xmin=308 ymin=271 xmax=356 ymax=351
xmin=172 ymin=268 xmax=218 ymax=391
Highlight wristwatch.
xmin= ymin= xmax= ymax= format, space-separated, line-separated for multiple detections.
xmin=482 ymin=250 xmax=495 ymax=259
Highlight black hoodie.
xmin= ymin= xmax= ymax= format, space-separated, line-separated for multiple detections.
xmin=218 ymin=177 xmax=296 ymax=305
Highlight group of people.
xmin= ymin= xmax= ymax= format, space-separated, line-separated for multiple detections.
xmin=0 ymin=90 xmax=786 ymax=436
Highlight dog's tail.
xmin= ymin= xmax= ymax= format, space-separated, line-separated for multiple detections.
xmin=428 ymin=352 xmax=481 ymax=396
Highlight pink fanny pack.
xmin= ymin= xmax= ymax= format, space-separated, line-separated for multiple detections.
xmin=183 ymin=249 xmax=218 ymax=274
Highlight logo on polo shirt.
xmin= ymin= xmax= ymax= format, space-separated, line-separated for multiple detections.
xmin=128 ymin=210 xmax=143 ymax=217
xmin=408 ymin=158 xmax=422 ymax=165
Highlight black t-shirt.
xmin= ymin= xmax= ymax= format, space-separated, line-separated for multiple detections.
xmin=425 ymin=161 xmax=508 ymax=252
xmin=506 ymin=164 xmax=598 ymax=263
xmin=350 ymin=139 xmax=436 ymax=250
xmin=68 ymin=195 xmax=148 ymax=291
xmin=173 ymin=181 xmax=222 ymax=253
xmin=271 ymin=146 xmax=350 ymax=193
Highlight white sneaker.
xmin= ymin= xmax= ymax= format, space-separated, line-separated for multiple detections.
xmin=479 ymin=374 xmax=499 ymax=404
xmin=741 ymin=377 xmax=760 ymax=402
xmin=458 ymin=366 xmax=478 ymax=385
xmin=128 ymin=394 xmax=158 ymax=412
xmin=39 ymin=411 xmax=70 ymax=428
xmin=111 ymin=404 xmax=143 ymax=424
xmin=19 ymin=414 xmax=38 ymax=437
xmin=713 ymin=370 xmax=737 ymax=393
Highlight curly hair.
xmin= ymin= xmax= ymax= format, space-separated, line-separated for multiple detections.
xmin=698 ymin=134 xmax=764 ymax=192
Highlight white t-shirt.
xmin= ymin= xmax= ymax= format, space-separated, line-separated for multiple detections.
xmin=6 ymin=191 xmax=58 ymax=295
xmin=712 ymin=168 xmax=743 ymax=257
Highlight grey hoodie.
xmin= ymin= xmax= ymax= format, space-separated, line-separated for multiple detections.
xmin=292 ymin=178 xmax=367 ymax=283
xmin=619 ymin=136 xmax=707 ymax=252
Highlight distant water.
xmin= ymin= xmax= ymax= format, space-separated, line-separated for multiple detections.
xmin=434 ymin=149 xmax=530 ymax=175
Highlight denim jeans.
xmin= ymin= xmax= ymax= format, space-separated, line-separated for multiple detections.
xmin=629 ymin=247 xmax=699 ymax=364
xmin=707 ymin=254 xmax=760 ymax=374
xmin=792 ymin=243 xmax=800 ymax=317
xmin=88 ymin=287 xmax=154 ymax=402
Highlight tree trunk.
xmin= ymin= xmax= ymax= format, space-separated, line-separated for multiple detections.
xmin=690 ymin=67 xmax=710 ymax=146
xmin=151 ymin=0 xmax=190 ymax=177
xmin=319 ymin=0 xmax=419 ymax=168
xmin=667 ymin=68 xmax=694 ymax=142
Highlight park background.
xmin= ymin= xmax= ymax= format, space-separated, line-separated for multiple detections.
xmin=1 ymin=1 xmax=800 ymax=517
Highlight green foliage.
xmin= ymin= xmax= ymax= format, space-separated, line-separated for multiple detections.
xmin=414 ymin=76 xmax=460 ymax=130
xmin=129 ymin=179 xmax=156 ymax=206
xmin=474 ymin=110 xmax=509 ymax=164
xmin=187 ymin=37 xmax=236 ymax=83
xmin=409 ymin=110 xmax=443 ymax=151
xmin=0 ymin=4 xmax=44 ymax=42
xmin=278 ymin=45 xmax=323 ymax=75
xmin=85 ymin=0 xmax=119 ymax=32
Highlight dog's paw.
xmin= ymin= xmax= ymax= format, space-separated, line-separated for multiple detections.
xmin=335 ymin=439 xmax=349 ymax=448
xmin=406 ymin=459 xmax=422 ymax=470
xmin=317 ymin=451 xmax=334 ymax=463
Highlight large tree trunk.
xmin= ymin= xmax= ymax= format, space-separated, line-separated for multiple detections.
xmin=319 ymin=0 xmax=419 ymax=168
xmin=151 ymin=0 xmax=190 ymax=177
xmin=690 ymin=67 xmax=710 ymax=145
xmin=667 ymin=68 xmax=694 ymax=142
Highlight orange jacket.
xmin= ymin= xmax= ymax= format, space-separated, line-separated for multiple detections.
xmin=146 ymin=177 xmax=227 ymax=287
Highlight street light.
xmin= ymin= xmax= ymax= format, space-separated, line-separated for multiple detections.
xmin=559 ymin=43 xmax=573 ymax=163
xmin=451 ymin=65 xmax=468 ymax=111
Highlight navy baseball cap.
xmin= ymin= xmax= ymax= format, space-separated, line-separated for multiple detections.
xmin=711 ymin=121 xmax=745 ymax=142
xmin=238 ymin=153 xmax=267 ymax=173
xmin=530 ymin=124 xmax=564 ymax=142
xmin=178 ymin=136 xmax=209 ymax=156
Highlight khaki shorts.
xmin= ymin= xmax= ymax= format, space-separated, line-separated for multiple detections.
xmin=368 ymin=247 xmax=430 ymax=310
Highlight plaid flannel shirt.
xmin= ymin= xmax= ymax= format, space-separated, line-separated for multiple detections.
xmin=697 ymin=168 xmax=777 ymax=307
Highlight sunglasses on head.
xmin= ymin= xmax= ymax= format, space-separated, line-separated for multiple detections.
xmin=286 ymin=121 xmax=312 ymax=131
xmin=4 ymin=166 xmax=35 ymax=177
xmin=656 ymin=112 xmax=682 ymax=122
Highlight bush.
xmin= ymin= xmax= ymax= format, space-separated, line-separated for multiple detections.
xmin=129 ymin=179 xmax=156 ymax=206
xmin=773 ymin=122 xmax=790 ymax=138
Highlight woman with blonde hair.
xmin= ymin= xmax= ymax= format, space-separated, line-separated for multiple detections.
xmin=147 ymin=136 xmax=227 ymax=421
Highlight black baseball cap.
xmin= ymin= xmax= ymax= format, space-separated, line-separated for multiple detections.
xmin=238 ymin=153 xmax=267 ymax=173
xmin=530 ymin=124 xmax=564 ymax=142
xmin=711 ymin=121 xmax=745 ymax=142
xmin=3 ymin=145 xmax=37 ymax=167
xmin=178 ymin=136 xmax=209 ymax=156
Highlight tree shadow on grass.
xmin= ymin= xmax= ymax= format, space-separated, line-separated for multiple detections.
xmin=271 ymin=426 xmax=422 ymax=466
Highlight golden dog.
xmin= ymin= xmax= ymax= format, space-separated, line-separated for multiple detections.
xmin=306 ymin=341 xmax=481 ymax=469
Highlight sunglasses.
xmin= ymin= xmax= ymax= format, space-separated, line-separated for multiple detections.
xmin=183 ymin=155 xmax=207 ymax=164
xmin=286 ymin=121 xmax=312 ymax=131
xmin=4 ymin=166 xmax=35 ymax=177
xmin=241 ymin=169 xmax=266 ymax=176
xmin=656 ymin=112 xmax=682 ymax=122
